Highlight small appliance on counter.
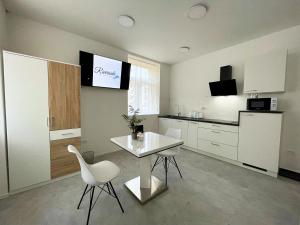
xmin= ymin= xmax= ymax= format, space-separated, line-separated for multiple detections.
xmin=247 ymin=97 xmax=278 ymax=111
xmin=190 ymin=111 xmax=203 ymax=118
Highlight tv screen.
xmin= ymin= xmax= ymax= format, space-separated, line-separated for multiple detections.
xmin=80 ymin=51 xmax=131 ymax=90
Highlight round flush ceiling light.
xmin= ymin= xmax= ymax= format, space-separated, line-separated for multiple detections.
xmin=179 ymin=46 xmax=190 ymax=53
xmin=118 ymin=15 xmax=135 ymax=28
xmin=187 ymin=4 xmax=207 ymax=20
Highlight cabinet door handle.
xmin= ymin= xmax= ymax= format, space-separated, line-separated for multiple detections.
xmin=211 ymin=142 xmax=220 ymax=147
xmin=212 ymin=124 xmax=220 ymax=127
xmin=177 ymin=120 xmax=183 ymax=122
xmin=191 ymin=122 xmax=198 ymax=124
xmin=62 ymin=133 xmax=74 ymax=136
xmin=245 ymin=114 xmax=254 ymax=116
xmin=46 ymin=117 xmax=49 ymax=127
xmin=211 ymin=130 xmax=220 ymax=134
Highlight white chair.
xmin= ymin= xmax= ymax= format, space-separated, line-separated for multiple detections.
xmin=151 ymin=128 xmax=183 ymax=185
xmin=68 ymin=145 xmax=124 ymax=225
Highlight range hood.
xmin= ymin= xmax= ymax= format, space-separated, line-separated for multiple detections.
xmin=209 ymin=65 xmax=237 ymax=96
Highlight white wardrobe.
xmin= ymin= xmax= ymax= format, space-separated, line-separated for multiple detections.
xmin=3 ymin=52 xmax=51 ymax=191
xmin=3 ymin=51 xmax=81 ymax=192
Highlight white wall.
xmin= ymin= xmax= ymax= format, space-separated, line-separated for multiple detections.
xmin=5 ymin=13 xmax=170 ymax=156
xmin=170 ymin=25 xmax=300 ymax=173
xmin=0 ymin=0 xmax=8 ymax=197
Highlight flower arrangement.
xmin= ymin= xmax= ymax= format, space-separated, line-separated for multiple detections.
xmin=122 ymin=106 xmax=144 ymax=139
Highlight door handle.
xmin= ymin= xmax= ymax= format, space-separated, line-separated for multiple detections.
xmin=62 ymin=133 xmax=74 ymax=136
xmin=211 ymin=130 xmax=220 ymax=134
xmin=211 ymin=142 xmax=220 ymax=147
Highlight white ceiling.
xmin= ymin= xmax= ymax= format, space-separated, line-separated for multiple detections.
xmin=4 ymin=0 xmax=300 ymax=64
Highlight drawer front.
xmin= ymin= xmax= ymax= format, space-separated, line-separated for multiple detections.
xmin=197 ymin=139 xmax=237 ymax=160
xmin=198 ymin=127 xmax=238 ymax=146
xmin=50 ymin=137 xmax=81 ymax=179
xmin=198 ymin=122 xmax=238 ymax=133
xmin=50 ymin=128 xmax=81 ymax=141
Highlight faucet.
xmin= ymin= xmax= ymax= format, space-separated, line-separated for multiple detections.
xmin=177 ymin=105 xmax=181 ymax=117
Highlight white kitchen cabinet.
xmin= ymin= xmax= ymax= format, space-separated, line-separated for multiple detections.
xmin=238 ymin=112 xmax=282 ymax=173
xmin=244 ymin=49 xmax=287 ymax=93
xmin=198 ymin=139 xmax=237 ymax=161
xmin=187 ymin=121 xmax=199 ymax=149
xmin=198 ymin=127 xmax=238 ymax=146
xmin=158 ymin=118 xmax=172 ymax=134
xmin=3 ymin=52 xmax=51 ymax=191
xmin=158 ymin=118 xmax=188 ymax=145
xmin=172 ymin=120 xmax=188 ymax=145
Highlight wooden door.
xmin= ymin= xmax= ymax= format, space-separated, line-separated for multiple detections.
xmin=48 ymin=62 xmax=80 ymax=130
xmin=50 ymin=137 xmax=81 ymax=179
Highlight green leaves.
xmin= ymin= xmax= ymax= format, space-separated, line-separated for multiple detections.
xmin=122 ymin=105 xmax=145 ymax=132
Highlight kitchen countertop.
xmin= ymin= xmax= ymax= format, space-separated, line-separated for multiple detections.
xmin=159 ymin=110 xmax=284 ymax=127
xmin=158 ymin=115 xmax=239 ymax=126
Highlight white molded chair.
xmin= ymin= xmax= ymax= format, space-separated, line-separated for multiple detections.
xmin=151 ymin=128 xmax=183 ymax=185
xmin=68 ymin=145 xmax=124 ymax=225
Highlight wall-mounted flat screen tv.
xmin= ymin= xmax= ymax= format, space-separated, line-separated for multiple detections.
xmin=79 ymin=51 xmax=131 ymax=90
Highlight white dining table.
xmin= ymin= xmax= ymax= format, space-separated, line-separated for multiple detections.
xmin=110 ymin=132 xmax=183 ymax=204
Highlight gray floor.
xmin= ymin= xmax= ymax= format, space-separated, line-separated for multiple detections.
xmin=0 ymin=149 xmax=299 ymax=225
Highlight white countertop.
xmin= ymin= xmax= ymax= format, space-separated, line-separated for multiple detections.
xmin=110 ymin=132 xmax=183 ymax=158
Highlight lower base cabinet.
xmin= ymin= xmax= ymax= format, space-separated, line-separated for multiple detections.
xmin=50 ymin=137 xmax=81 ymax=179
xmin=238 ymin=112 xmax=282 ymax=173
xmin=197 ymin=139 xmax=237 ymax=160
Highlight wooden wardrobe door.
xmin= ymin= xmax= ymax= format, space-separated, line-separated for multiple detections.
xmin=48 ymin=62 xmax=80 ymax=130
xmin=50 ymin=137 xmax=81 ymax=179
xmin=66 ymin=64 xmax=81 ymax=129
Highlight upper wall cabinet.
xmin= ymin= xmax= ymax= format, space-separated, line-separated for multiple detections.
xmin=48 ymin=62 xmax=81 ymax=130
xmin=244 ymin=49 xmax=287 ymax=93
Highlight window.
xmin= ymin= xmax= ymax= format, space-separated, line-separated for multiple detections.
xmin=128 ymin=55 xmax=160 ymax=115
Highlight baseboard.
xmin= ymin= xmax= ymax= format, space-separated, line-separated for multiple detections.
xmin=278 ymin=168 xmax=300 ymax=182
xmin=9 ymin=171 xmax=80 ymax=196
xmin=0 ymin=193 xmax=9 ymax=199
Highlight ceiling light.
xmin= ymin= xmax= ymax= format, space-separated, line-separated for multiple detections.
xmin=179 ymin=46 xmax=190 ymax=53
xmin=118 ymin=15 xmax=135 ymax=28
xmin=187 ymin=4 xmax=207 ymax=20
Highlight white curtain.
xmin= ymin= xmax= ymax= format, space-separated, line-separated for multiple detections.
xmin=128 ymin=56 xmax=160 ymax=115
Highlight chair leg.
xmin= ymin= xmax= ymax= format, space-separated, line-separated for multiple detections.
xmin=86 ymin=186 xmax=95 ymax=225
xmin=164 ymin=157 xmax=168 ymax=186
xmin=151 ymin=155 xmax=160 ymax=172
xmin=106 ymin=183 xmax=111 ymax=195
xmin=172 ymin=156 xmax=183 ymax=178
xmin=109 ymin=182 xmax=124 ymax=213
xmin=77 ymin=184 xmax=89 ymax=209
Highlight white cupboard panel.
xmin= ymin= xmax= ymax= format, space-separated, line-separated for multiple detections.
xmin=198 ymin=127 xmax=238 ymax=146
xmin=244 ymin=49 xmax=287 ymax=93
xmin=158 ymin=118 xmax=172 ymax=135
xmin=4 ymin=52 xmax=51 ymax=191
xmin=187 ymin=121 xmax=199 ymax=149
xmin=198 ymin=139 xmax=237 ymax=160
xmin=238 ymin=112 xmax=282 ymax=172
xmin=172 ymin=120 xmax=188 ymax=145
xmin=198 ymin=122 xmax=238 ymax=133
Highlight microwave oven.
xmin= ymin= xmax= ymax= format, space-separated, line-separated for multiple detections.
xmin=247 ymin=98 xmax=278 ymax=111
